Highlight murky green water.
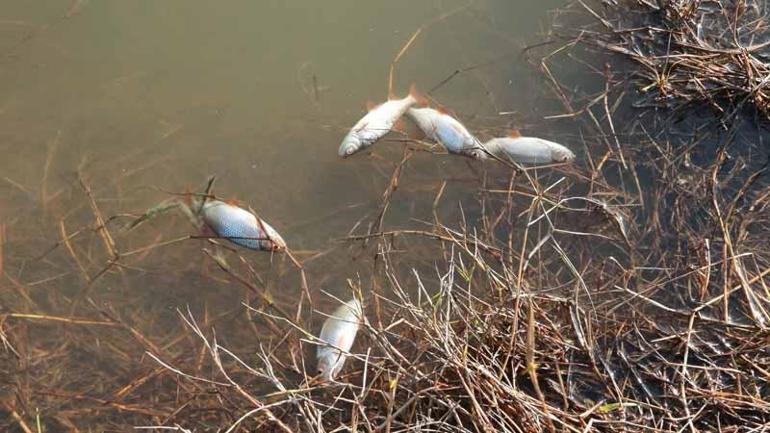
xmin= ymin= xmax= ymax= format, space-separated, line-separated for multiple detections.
xmin=1 ymin=0 xmax=568 ymax=291
xmin=0 ymin=0 xmax=567 ymax=429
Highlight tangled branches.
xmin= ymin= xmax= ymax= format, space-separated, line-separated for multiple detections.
xmin=558 ymin=0 xmax=770 ymax=120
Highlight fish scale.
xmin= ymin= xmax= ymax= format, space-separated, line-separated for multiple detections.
xmin=201 ymin=200 xmax=285 ymax=251
xmin=207 ymin=213 xmax=264 ymax=250
xmin=435 ymin=121 xmax=467 ymax=153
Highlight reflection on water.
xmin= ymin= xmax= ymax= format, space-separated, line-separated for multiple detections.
xmin=0 ymin=0 xmax=567 ymax=428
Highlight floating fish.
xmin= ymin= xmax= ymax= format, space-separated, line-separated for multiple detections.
xmin=316 ymin=298 xmax=363 ymax=381
xmin=407 ymin=106 xmax=485 ymax=159
xmin=199 ymin=199 xmax=286 ymax=252
xmin=338 ymin=86 xmax=419 ymax=158
xmin=484 ymin=131 xmax=575 ymax=164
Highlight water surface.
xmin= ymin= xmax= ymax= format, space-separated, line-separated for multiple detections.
xmin=0 ymin=0 xmax=568 ymax=428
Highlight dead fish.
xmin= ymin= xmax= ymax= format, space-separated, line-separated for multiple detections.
xmin=407 ymin=106 xmax=485 ymax=159
xmin=338 ymin=85 xmax=419 ymax=158
xmin=200 ymin=199 xmax=286 ymax=252
xmin=484 ymin=131 xmax=575 ymax=164
xmin=316 ymin=298 xmax=363 ymax=381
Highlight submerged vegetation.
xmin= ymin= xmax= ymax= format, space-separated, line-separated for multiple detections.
xmin=2 ymin=0 xmax=770 ymax=432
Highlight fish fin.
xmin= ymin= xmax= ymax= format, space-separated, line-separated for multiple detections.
xmin=182 ymin=187 xmax=193 ymax=208
xmin=409 ymin=83 xmax=429 ymax=107
xmin=436 ymin=104 xmax=458 ymax=118
xmin=393 ymin=118 xmax=407 ymax=133
xmin=508 ymin=129 xmax=522 ymax=138
xmin=225 ymin=198 xmax=240 ymax=207
xmin=366 ymin=101 xmax=379 ymax=111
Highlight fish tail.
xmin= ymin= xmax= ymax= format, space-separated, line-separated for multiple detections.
xmin=409 ymin=83 xmax=429 ymax=107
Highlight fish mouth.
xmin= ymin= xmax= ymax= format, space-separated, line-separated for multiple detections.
xmin=316 ymin=361 xmax=331 ymax=381
xmin=469 ymin=148 xmax=488 ymax=160
xmin=258 ymin=222 xmax=287 ymax=252
xmin=552 ymin=147 xmax=576 ymax=163
xmin=265 ymin=235 xmax=287 ymax=252
xmin=338 ymin=144 xmax=357 ymax=158
xmin=338 ymin=133 xmax=361 ymax=158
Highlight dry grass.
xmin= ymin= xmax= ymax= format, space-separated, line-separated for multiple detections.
xmin=546 ymin=0 xmax=770 ymax=120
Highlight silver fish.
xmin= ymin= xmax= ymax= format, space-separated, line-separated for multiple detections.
xmin=484 ymin=134 xmax=575 ymax=165
xmin=406 ymin=106 xmax=485 ymax=159
xmin=338 ymin=86 xmax=419 ymax=158
xmin=316 ymin=298 xmax=363 ymax=381
xmin=200 ymin=200 xmax=286 ymax=252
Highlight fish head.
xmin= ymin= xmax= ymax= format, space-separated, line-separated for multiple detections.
xmin=250 ymin=217 xmax=286 ymax=253
xmin=551 ymin=145 xmax=576 ymax=163
xmin=461 ymin=139 xmax=489 ymax=161
xmin=259 ymin=222 xmax=287 ymax=252
xmin=316 ymin=356 xmax=333 ymax=380
xmin=464 ymin=146 xmax=488 ymax=160
xmin=338 ymin=133 xmax=362 ymax=158
xmin=261 ymin=236 xmax=286 ymax=252
xmin=316 ymin=349 xmax=344 ymax=381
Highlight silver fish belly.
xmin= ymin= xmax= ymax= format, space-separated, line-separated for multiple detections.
xmin=316 ymin=298 xmax=363 ymax=380
xmin=200 ymin=200 xmax=286 ymax=252
xmin=407 ymin=107 xmax=484 ymax=158
xmin=485 ymin=136 xmax=575 ymax=164
xmin=338 ymin=95 xmax=416 ymax=158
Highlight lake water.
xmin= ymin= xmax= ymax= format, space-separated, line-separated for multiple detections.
xmin=0 ymin=0 xmax=572 ymax=430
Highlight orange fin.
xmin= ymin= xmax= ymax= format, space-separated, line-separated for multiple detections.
xmin=393 ymin=118 xmax=407 ymax=133
xmin=508 ymin=129 xmax=522 ymax=138
xmin=436 ymin=104 xmax=458 ymax=118
xmin=225 ymin=198 xmax=240 ymax=207
xmin=366 ymin=101 xmax=379 ymax=111
xmin=183 ymin=187 xmax=193 ymax=207
xmin=409 ymin=83 xmax=429 ymax=107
